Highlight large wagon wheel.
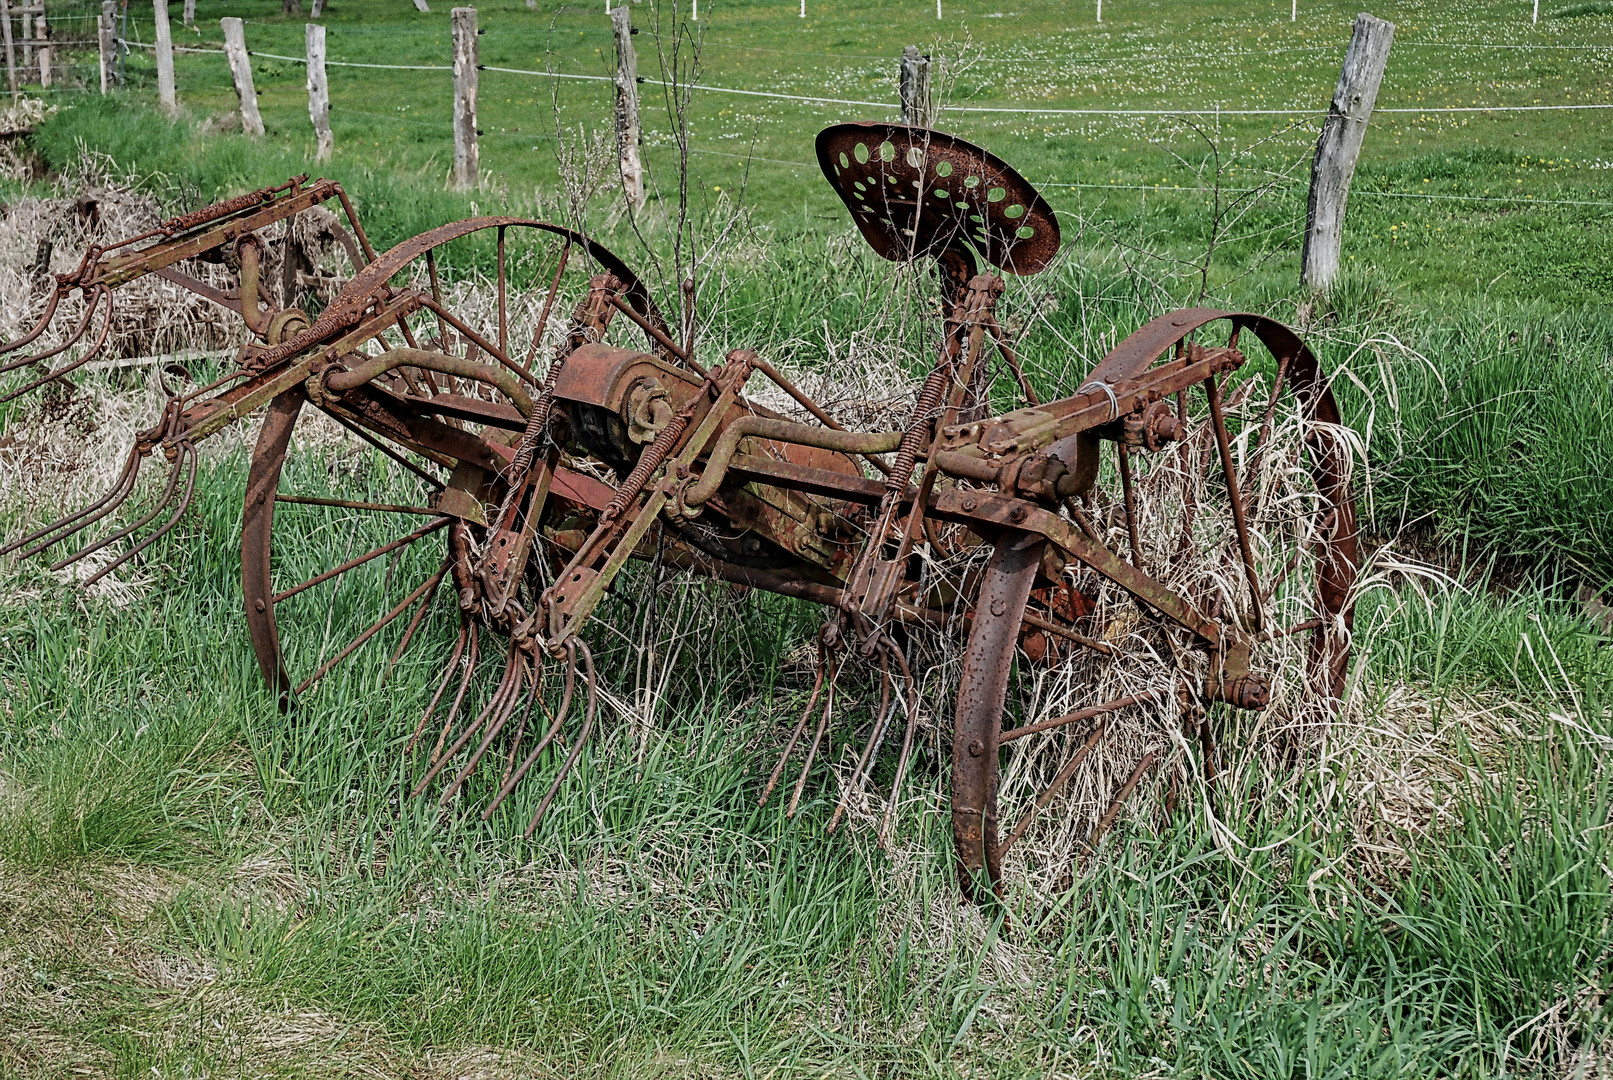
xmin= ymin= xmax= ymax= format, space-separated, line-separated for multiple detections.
xmin=951 ymin=309 xmax=1360 ymax=901
xmin=242 ymin=219 xmax=670 ymax=705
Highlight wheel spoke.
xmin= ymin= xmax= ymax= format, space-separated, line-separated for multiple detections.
xmin=998 ymin=691 xmax=1153 ymax=744
xmin=525 ymin=240 xmax=571 ymax=372
xmin=270 ymin=516 xmax=449 ymax=605
xmin=496 ymin=226 xmax=508 ymax=357
xmin=274 ymin=494 xmax=439 ymax=516
xmin=1001 ymin=721 xmax=1106 ymax=856
xmin=325 ymin=410 xmax=446 ymax=490
xmin=1205 ymin=373 xmax=1264 ymax=633
xmin=293 ymin=557 xmax=451 ymax=696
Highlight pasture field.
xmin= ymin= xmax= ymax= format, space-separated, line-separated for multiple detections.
xmin=1 ymin=0 xmax=1612 ymax=1077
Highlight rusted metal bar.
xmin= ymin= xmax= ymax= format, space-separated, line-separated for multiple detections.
xmin=999 ymin=692 xmax=1150 ymax=744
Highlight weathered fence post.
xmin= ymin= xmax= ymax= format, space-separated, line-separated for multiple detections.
xmin=97 ymin=0 xmax=116 ymax=93
xmin=306 ymin=22 xmax=332 ymax=161
xmin=154 ymin=0 xmax=177 ymax=115
xmin=1 ymin=0 xmax=19 ymax=103
xmin=899 ymin=46 xmax=933 ymax=128
xmin=221 ymin=17 xmax=265 ymax=136
xmin=282 ymin=0 xmax=302 ymax=14
xmin=611 ymin=6 xmax=644 ymax=211
xmin=1300 ymin=12 xmax=1394 ymax=292
xmin=310 ymin=0 xmax=325 ymax=17
xmin=450 ymin=6 xmax=477 ymax=191
xmin=413 ymin=0 xmax=430 ymax=12
xmin=21 ymin=9 xmax=31 ymax=72
xmin=182 ymin=0 xmax=194 ymax=26
xmin=37 ymin=12 xmax=49 ymax=88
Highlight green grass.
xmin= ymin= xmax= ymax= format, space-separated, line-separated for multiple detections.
xmin=3 ymin=483 xmax=1610 ymax=1073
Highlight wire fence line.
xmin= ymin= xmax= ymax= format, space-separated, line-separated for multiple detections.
xmin=56 ymin=17 xmax=1613 ymax=224
xmin=117 ymin=34 xmax=1613 ymax=118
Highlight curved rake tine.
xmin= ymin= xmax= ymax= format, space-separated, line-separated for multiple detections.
xmin=1000 ymin=722 xmax=1106 ymax=857
xmin=877 ymin=640 xmax=922 ymax=845
xmin=406 ymin=617 xmax=469 ymax=757
xmin=483 ymin=643 xmax=578 ymax=820
xmin=499 ymin=659 xmax=542 ymax=788
xmin=523 ymin=640 xmax=597 ymax=838
xmin=294 ymin=561 xmax=453 ymax=697
xmin=827 ymin=653 xmax=893 ymax=835
xmin=80 ymin=443 xmax=201 ymax=588
xmin=439 ymin=656 xmax=531 ymax=806
xmin=6 ymin=442 xmax=143 ymax=558
xmin=412 ymin=639 xmax=521 ymax=798
xmin=786 ymin=657 xmax=838 ymax=818
xmin=0 ymin=289 xmax=116 ymax=403
xmin=759 ymin=648 xmax=830 ymax=807
xmin=0 ymin=288 xmax=64 ymax=358
xmin=523 ymin=239 xmax=571 ymax=372
xmin=0 ymin=287 xmax=91 ymax=376
xmin=426 ymin=622 xmax=480 ymax=766
xmin=52 ymin=440 xmax=189 ymax=571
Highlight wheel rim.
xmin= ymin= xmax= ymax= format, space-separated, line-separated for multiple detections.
xmin=951 ymin=309 xmax=1360 ymax=899
xmin=240 ymin=222 xmax=669 ymax=709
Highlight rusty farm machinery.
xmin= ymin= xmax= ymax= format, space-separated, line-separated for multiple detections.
xmin=0 ymin=124 xmax=1358 ymax=900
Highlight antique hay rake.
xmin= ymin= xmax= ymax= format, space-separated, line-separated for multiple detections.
xmin=1 ymin=124 xmax=1359 ymax=900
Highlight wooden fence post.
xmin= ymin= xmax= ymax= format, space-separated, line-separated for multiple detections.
xmin=221 ymin=17 xmax=265 ymax=135
xmin=182 ymin=0 xmax=194 ymax=26
xmin=37 ymin=12 xmax=48 ymax=88
xmin=611 ymin=6 xmax=644 ymax=211
xmin=154 ymin=0 xmax=176 ymax=114
xmin=311 ymin=0 xmax=325 ymax=17
xmin=1 ymin=0 xmax=19 ymax=104
xmin=1300 ymin=12 xmax=1394 ymax=292
xmin=21 ymin=9 xmax=30 ymax=72
xmin=97 ymin=0 xmax=116 ymax=93
xmin=899 ymin=46 xmax=932 ymax=128
xmin=450 ymin=6 xmax=477 ymax=191
xmin=307 ymin=22 xmax=331 ymax=162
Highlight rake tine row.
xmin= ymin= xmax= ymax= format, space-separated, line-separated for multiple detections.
xmin=7 ymin=398 xmax=183 ymax=561
xmin=0 ymin=287 xmax=96 ymax=377
xmin=827 ymin=650 xmax=894 ymax=835
xmin=406 ymin=617 xmax=470 ymax=758
xmin=414 ymin=639 xmax=522 ymax=799
xmin=759 ymin=641 xmax=831 ymax=808
xmin=0 ymin=289 xmax=64 ymax=360
xmin=6 ymin=443 xmax=143 ymax=559
xmin=522 ymin=639 xmax=597 ymax=838
xmin=426 ymin=623 xmax=481 ymax=767
xmin=787 ymin=657 xmax=839 ymax=819
xmin=484 ymin=640 xmax=579 ymax=820
xmin=437 ymin=655 xmax=533 ymax=805
xmin=878 ymin=640 xmax=923 ymax=847
xmin=79 ymin=444 xmax=200 ymax=589
xmin=0 ymin=288 xmax=117 ymax=404
xmin=52 ymin=441 xmax=190 ymax=573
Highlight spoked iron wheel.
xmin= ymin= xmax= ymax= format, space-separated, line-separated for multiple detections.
xmin=241 ymin=219 xmax=669 ymax=707
xmin=951 ymin=309 xmax=1360 ymax=901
